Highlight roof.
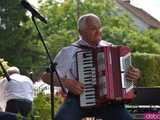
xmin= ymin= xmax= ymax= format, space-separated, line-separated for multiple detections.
xmin=116 ymin=0 xmax=160 ymax=28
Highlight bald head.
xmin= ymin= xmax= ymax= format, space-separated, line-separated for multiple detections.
xmin=77 ymin=13 xmax=101 ymax=32
xmin=7 ymin=66 xmax=20 ymax=75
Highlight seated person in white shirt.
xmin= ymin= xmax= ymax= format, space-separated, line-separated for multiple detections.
xmin=41 ymin=13 xmax=141 ymax=120
xmin=0 ymin=66 xmax=33 ymax=117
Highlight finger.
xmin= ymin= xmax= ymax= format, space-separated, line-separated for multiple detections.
xmin=126 ymin=74 xmax=138 ymax=81
xmin=126 ymin=70 xmax=140 ymax=81
xmin=68 ymin=80 xmax=84 ymax=95
xmin=79 ymin=82 xmax=85 ymax=89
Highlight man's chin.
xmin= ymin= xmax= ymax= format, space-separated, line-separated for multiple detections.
xmin=97 ymin=37 xmax=101 ymax=41
xmin=96 ymin=38 xmax=101 ymax=43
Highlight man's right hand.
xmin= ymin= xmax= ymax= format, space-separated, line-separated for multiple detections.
xmin=63 ymin=79 xmax=84 ymax=96
xmin=41 ymin=72 xmax=85 ymax=95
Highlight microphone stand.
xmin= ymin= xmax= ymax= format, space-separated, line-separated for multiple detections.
xmin=31 ymin=16 xmax=66 ymax=120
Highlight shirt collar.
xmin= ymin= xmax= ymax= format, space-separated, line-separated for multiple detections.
xmin=75 ymin=38 xmax=98 ymax=48
xmin=74 ymin=37 xmax=112 ymax=48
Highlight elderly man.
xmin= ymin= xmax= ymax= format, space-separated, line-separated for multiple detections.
xmin=41 ymin=13 xmax=140 ymax=120
xmin=0 ymin=66 xmax=33 ymax=117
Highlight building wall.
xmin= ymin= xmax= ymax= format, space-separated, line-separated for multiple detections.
xmin=115 ymin=1 xmax=151 ymax=31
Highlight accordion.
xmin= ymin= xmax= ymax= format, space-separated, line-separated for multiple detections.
xmin=76 ymin=45 xmax=135 ymax=108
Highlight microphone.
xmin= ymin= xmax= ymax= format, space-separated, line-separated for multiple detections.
xmin=21 ymin=0 xmax=47 ymax=24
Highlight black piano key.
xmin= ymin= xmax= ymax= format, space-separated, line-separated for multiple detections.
xmin=85 ymin=93 xmax=94 ymax=97
xmin=84 ymin=95 xmax=95 ymax=99
xmin=83 ymin=54 xmax=92 ymax=58
xmin=85 ymin=96 xmax=95 ymax=100
xmin=83 ymin=62 xmax=92 ymax=65
xmin=83 ymin=58 xmax=92 ymax=60
xmin=83 ymin=61 xmax=92 ymax=64
xmin=85 ymin=89 xmax=94 ymax=93
xmin=84 ymin=78 xmax=92 ymax=80
xmin=84 ymin=85 xmax=94 ymax=88
xmin=84 ymin=75 xmax=92 ymax=78
xmin=84 ymin=72 xmax=92 ymax=75
xmin=84 ymin=69 xmax=91 ymax=72
xmin=83 ymin=60 xmax=92 ymax=62
xmin=84 ymin=78 xmax=92 ymax=81
xmin=84 ymin=85 xmax=94 ymax=89
xmin=84 ymin=76 xmax=92 ymax=79
xmin=83 ymin=69 xmax=92 ymax=72
xmin=83 ymin=66 xmax=92 ymax=69
xmin=83 ymin=59 xmax=92 ymax=62
xmin=84 ymin=79 xmax=92 ymax=82
xmin=84 ymin=83 xmax=93 ymax=86
xmin=84 ymin=87 xmax=95 ymax=90
xmin=86 ymin=101 xmax=96 ymax=104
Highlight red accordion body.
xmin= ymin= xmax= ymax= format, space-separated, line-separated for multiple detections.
xmin=76 ymin=46 xmax=135 ymax=108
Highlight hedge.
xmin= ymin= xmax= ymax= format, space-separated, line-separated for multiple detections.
xmin=132 ymin=52 xmax=160 ymax=87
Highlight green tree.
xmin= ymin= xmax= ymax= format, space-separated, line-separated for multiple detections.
xmin=1 ymin=0 xmax=160 ymax=74
xmin=37 ymin=0 xmax=160 ymax=57
xmin=0 ymin=0 xmax=27 ymax=65
xmin=127 ymin=30 xmax=160 ymax=53
xmin=32 ymin=92 xmax=60 ymax=120
xmin=0 ymin=0 xmax=46 ymax=74
xmin=143 ymin=29 xmax=160 ymax=45
xmin=36 ymin=0 xmax=127 ymax=59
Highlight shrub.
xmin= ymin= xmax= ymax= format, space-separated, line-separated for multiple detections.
xmin=132 ymin=52 xmax=160 ymax=87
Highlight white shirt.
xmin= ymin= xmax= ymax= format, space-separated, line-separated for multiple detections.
xmin=0 ymin=78 xmax=7 ymax=111
xmin=0 ymin=73 xmax=33 ymax=111
xmin=54 ymin=39 xmax=112 ymax=81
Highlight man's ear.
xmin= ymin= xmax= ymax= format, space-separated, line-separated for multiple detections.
xmin=78 ymin=29 xmax=81 ymax=34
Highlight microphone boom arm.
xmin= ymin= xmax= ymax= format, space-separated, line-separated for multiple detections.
xmin=0 ymin=62 xmax=11 ymax=81
xmin=21 ymin=0 xmax=47 ymax=24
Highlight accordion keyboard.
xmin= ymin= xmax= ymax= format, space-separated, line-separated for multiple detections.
xmin=77 ymin=51 xmax=97 ymax=107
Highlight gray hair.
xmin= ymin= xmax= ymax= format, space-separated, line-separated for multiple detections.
xmin=7 ymin=66 xmax=20 ymax=75
xmin=77 ymin=13 xmax=101 ymax=31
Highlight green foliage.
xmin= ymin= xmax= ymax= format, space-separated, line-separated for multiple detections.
xmin=37 ymin=0 xmax=160 ymax=57
xmin=37 ymin=0 xmax=79 ymax=58
xmin=143 ymin=29 xmax=160 ymax=44
xmin=1 ymin=0 xmax=160 ymax=82
xmin=36 ymin=0 xmax=131 ymax=59
xmin=127 ymin=31 xmax=160 ymax=54
xmin=32 ymin=92 xmax=51 ymax=120
xmin=0 ymin=0 xmax=27 ymax=64
xmin=0 ymin=0 xmax=46 ymax=74
xmin=132 ymin=53 xmax=160 ymax=87
xmin=16 ymin=113 xmax=24 ymax=120
xmin=22 ymin=0 xmax=160 ymax=80
xmin=32 ymin=92 xmax=60 ymax=120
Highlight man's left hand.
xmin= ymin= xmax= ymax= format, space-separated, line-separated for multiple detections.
xmin=126 ymin=66 xmax=141 ymax=82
